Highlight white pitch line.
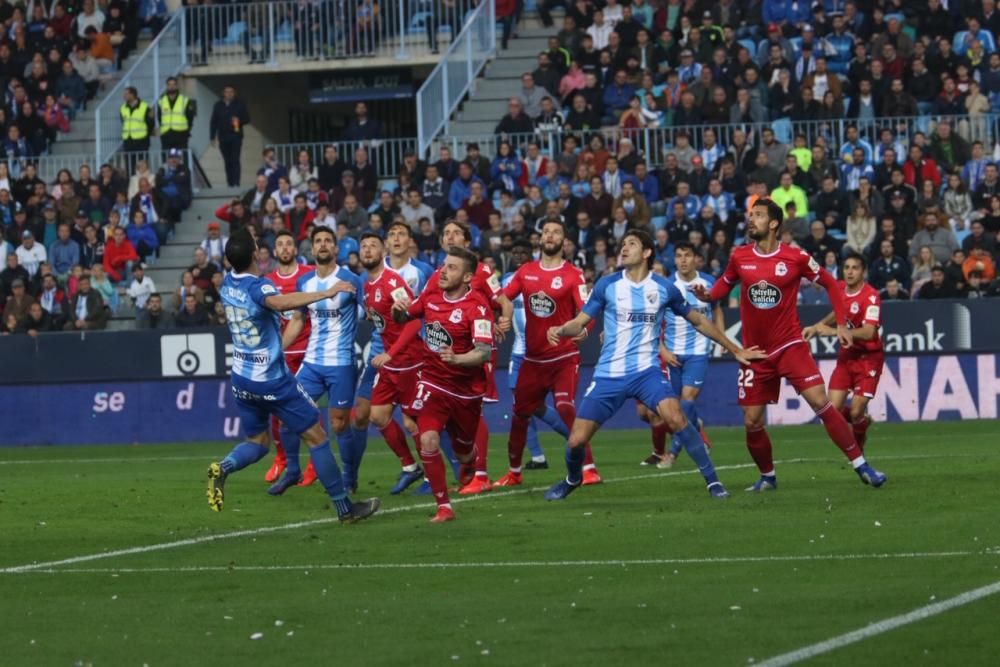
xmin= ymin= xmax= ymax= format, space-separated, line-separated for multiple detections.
xmin=754 ymin=579 xmax=1000 ymax=666
xmin=5 ymin=550 xmax=985 ymax=575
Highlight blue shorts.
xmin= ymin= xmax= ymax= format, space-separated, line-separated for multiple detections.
xmin=669 ymin=354 xmax=709 ymax=395
xmin=508 ymin=354 xmax=524 ymax=391
xmin=231 ymin=375 xmax=320 ymax=438
xmin=578 ymin=366 xmax=676 ymax=424
xmin=296 ymin=362 xmax=357 ymax=410
xmin=356 ymin=362 xmax=377 ymax=401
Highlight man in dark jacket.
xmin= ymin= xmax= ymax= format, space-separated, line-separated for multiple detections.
xmin=342 ymin=102 xmax=383 ymax=141
xmin=209 ymin=85 xmax=251 ymax=187
xmin=495 ymin=98 xmax=535 ymax=137
xmin=63 ymin=275 xmax=108 ymax=330
xmin=155 ymin=149 xmax=193 ymax=223
xmin=176 ymin=292 xmax=211 ymax=327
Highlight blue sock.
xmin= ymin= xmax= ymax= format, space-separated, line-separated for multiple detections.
xmin=438 ymin=431 xmax=461 ymax=479
xmin=335 ymin=429 xmax=356 ymax=484
xmin=220 ymin=441 xmax=268 ymax=474
xmin=675 ymin=422 xmax=719 ymax=485
xmin=540 ymin=405 xmax=570 ymax=438
xmin=671 ymin=400 xmax=702 ymax=457
xmin=350 ymin=426 xmax=369 ymax=481
xmin=526 ymin=419 xmax=544 ymax=459
xmin=308 ymin=443 xmax=349 ymax=504
xmin=669 ymin=436 xmax=683 ymax=457
xmin=279 ymin=424 xmax=302 ymax=477
xmin=566 ymin=445 xmax=585 ymax=485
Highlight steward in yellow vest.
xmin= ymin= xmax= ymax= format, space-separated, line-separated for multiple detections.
xmin=120 ymin=86 xmax=155 ymax=169
xmin=157 ymin=76 xmax=196 ymax=151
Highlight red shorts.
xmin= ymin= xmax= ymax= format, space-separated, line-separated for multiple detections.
xmin=829 ymin=351 xmax=884 ymax=399
xmin=285 ymin=353 xmax=304 ymax=375
xmin=738 ymin=341 xmax=825 ymax=406
xmin=371 ymin=365 xmax=420 ymax=411
xmin=413 ymin=380 xmax=483 ymax=451
xmin=513 ymin=356 xmax=579 ymax=417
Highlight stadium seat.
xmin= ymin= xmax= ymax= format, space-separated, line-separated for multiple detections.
xmin=651 ymin=216 xmax=667 ymax=231
xmin=738 ymin=38 xmax=757 ymax=54
xmin=221 ymin=21 xmax=246 ymax=46
xmin=409 ymin=11 xmax=431 ymax=35
xmin=955 ymin=229 xmax=971 ymax=245
xmin=772 ymin=118 xmax=793 ymax=145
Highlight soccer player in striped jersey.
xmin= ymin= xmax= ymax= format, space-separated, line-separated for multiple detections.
xmin=279 ymin=226 xmax=366 ymax=493
xmin=647 ymin=241 xmax=724 ymax=469
xmin=500 ymin=240 xmax=572 ymax=472
xmin=207 ymin=230 xmax=378 ymax=523
xmin=544 ymin=230 xmax=764 ymax=501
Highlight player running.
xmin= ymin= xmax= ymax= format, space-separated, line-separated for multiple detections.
xmin=544 ymin=230 xmax=761 ymax=501
xmin=802 ymin=252 xmax=883 ymax=449
xmin=645 ymin=241 xmax=723 ymax=469
xmin=271 ymin=226 xmax=366 ymax=495
xmin=692 ymin=199 xmax=887 ymax=490
xmin=495 ymin=221 xmax=601 ymax=488
xmin=207 ymin=230 xmax=378 ymax=522
xmin=391 ymin=247 xmax=495 ymax=522
xmin=262 ymin=230 xmax=317 ymax=488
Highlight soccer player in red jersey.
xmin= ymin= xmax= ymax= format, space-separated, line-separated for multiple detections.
xmin=802 ymin=252 xmax=884 ymax=449
xmin=415 ymin=220 xmax=513 ymax=494
xmin=391 ymin=247 xmax=495 ymax=522
xmin=494 ymin=219 xmax=602 ymax=487
xmin=692 ymin=199 xmax=887 ymax=489
xmin=263 ymin=230 xmax=318 ymax=489
xmin=356 ymin=233 xmax=428 ymax=495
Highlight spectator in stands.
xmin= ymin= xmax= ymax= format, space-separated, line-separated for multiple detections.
xmin=911 ymin=212 xmax=959 ymax=265
xmin=126 ymin=263 xmax=156 ymax=318
xmin=103 ymin=226 xmax=138 ymax=283
xmin=15 ymin=230 xmax=46 ymax=277
xmin=209 ymin=85 xmax=250 ymax=188
xmin=461 ymin=181 xmax=496 ymax=230
xmin=401 ymin=188 xmax=434 ymax=229
xmin=82 ymin=184 xmax=111 ymax=224
xmin=351 ymin=147 xmax=378 ymax=198
xmin=64 ymin=275 xmax=107 ymax=330
xmin=127 ymin=210 xmax=159 ymax=262
xmin=156 ymin=150 xmax=193 ymax=222
xmin=334 ymin=194 xmax=366 ymax=237
xmin=48 ymin=223 xmax=80 ymax=282
xmin=173 ymin=270 xmax=205 ymax=311
xmin=844 ymin=203 xmax=876 ymax=258
xmin=802 ymin=220 xmax=842 ymax=264
xmin=869 ymin=236 xmax=911 ymax=289
xmin=16 ymin=301 xmax=54 ymax=336
xmin=130 ymin=178 xmax=167 ymax=244
xmin=917 ymin=265 xmax=961 ymax=299
xmin=286 ymin=194 xmax=315 ymax=240
xmin=138 ymin=0 xmax=168 ymax=36
xmin=199 ymin=222 xmax=227 ymax=269
xmin=37 ymin=272 xmax=69 ymax=325
xmin=175 ymin=292 xmax=210 ymax=327
xmin=55 ymin=60 xmax=87 ymax=118
xmin=136 ymin=293 xmax=172 ymax=329
xmin=189 ymin=247 xmax=218 ymax=291
xmin=0 ymin=253 xmax=28 ymax=299
xmin=929 ymin=121 xmax=971 ymax=175
xmin=343 ymin=102 xmax=383 ymax=141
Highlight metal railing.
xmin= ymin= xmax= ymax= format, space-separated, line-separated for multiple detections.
xmin=94 ymin=13 xmax=187 ymax=164
xmin=182 ymin=0 xmax=481 ymax=67
xmin=267 ymin=139 xmax=418 ymax=181
xmin=416 ymin=0 xmax=496 ymax=156
xmin=5 ymin=149 xmax=194 ymax=187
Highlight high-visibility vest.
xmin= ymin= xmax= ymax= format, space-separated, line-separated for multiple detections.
xmin=158 ymin=94 xmax=189 ymax=133
xmin=121 ymin=101 xmax=150 ymax=140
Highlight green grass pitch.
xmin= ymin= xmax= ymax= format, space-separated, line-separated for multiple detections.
xmin=1 ymin=420 xmax=999 ymax=666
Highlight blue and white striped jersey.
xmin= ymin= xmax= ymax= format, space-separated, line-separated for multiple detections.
xmin=502 ymin=271 xmax=526 ymax=357
xmin=664 ymin=272 xmax=715 ymax=356
xmin=367 ymin=258 xmax=434 ymax=358
xmin=298 ymin=266 xmax=365 ymax=367
xmin=583 ymin=271 xmax=690 ymax=379
xmin=222 ymin=272 xmax=287 ymax=385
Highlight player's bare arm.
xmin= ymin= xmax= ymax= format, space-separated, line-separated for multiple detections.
xmin=684 ymin=310 xmax=764 ymax=365
xmin=281 ymin=311 xmax=304 ymax=350
xmin=495 ymin=294 xmax=514 ymax=339
xmin=439 ymin=342 xmax=492 ymax=367
xmin=659 ymin=343 xmax=681 ymax=368
xmin=803 ymin=312 xmax=838 ymax=340
xmin=549 ymin=311 xmax=593 ymax=345
xmin=813 ymin=269 xmax=853 ymax=348
xmin=390 ymin=298 xmax=412 ymax=324
xmin=264 ymin=282 xmax=354 ymax=312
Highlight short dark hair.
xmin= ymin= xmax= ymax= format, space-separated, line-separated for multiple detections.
xmin=674 ymin=241 xmax=696 ymax=256
xmin=540 ymin=218 xmax=568 ymax=235
xmin=442 ymin=219 xmax=472 ymax=242
xmin=225 ymin=229 xmax=257 ymax=272
xmin=273 ymin=230 xmax=296 ymax=244
xmin=623 ymin=229 xmax=656 ymax=269
xmin=447 ymin=246 xmax=478 ymax=274
xmin=360 ymin=231 xmax=384 ymax=245
xmin=387 ymin=220 xmax=412 ymax=237
xmin=310 ymin=225 xmax=336 ymax=243
xmin=842 ymin=251 xmax=867 ymax=270
xmin=754 ymin=198 xmax=784 ymax=227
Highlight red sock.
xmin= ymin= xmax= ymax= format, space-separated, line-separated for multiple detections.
xmin=746 ymin=426 xmax=774 ymax=474
xmin=507 ymin=414 xmax=530 ymax=470
xmin=839 ymin=405 xmax=851 ymax=423
xmin=270 ymin=416 xmax=286 ymax=464
xmin=556 ymin=403 xmax=594 ymax=466
xmin=817 ymin=403 xmax=863 ymax=462
xmin=380 ymin=420 xmax=415 ymax=467
xmin=651 ymin=422 xmax=671 ymax=456
xmin=474 ymin=415 xmax=489 ymax=476
xmin=852 ymin=415 xmax=871 ymax=449
xmin=420 ymin=447 xmax=450 ymax=507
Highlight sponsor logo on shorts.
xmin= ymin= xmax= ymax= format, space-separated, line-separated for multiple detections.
xmin=804 ymin=374 xmax=821 ymax=382
xmin=528 ymin=292 xmax=556 ymax=317
xmin=747 ymin=281 xmax=781 ymax=309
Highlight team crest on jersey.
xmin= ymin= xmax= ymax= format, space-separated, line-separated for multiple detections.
xmin=374 ymin=288 xmax=383 ymax=302
xmin=528 ymin=292 xmax=556 ymax=317
xmin=449 ymin=309 xmax=463 ymax=323
xmin=551 ymin=276 xmax=563 ymax=289
xmin=850 ymin=301 xmax=860 ymax=314
xmin=425 ymin=321 xmax=454 ymax=351
xmin=407 ymin=277 xmax=418 ymax=290
xmin=747 ymin=280 xmax=781 ymax=309
xmin=646 ymin=291 xmax=657 ymax=304
xmin=775 ymin=261 xmax=787 ymax=277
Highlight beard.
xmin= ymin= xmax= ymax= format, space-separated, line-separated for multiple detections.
xmin=541 ymin=240 xmax=562 ymax=257
xmin=360 ymin=256 xmax=382 ymax=271
xmin=748 ymin=226 xmax=768 ymax=241
xmin=314 ymin=250 xmax=334 ymax=265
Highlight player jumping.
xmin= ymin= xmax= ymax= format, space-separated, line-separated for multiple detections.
xmin=544 ymin=230 xmax=762 ymax=501
xmin=802 ymin=252 xmax=883 ymax=449
xmin=391 ymin=247 xmax=495 ymax=522
xmin=692 ymin=199 xmax=887 ymax=490
xmin=207 ymin=230 xmax=378 ymax=522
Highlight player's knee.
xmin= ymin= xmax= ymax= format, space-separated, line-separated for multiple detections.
xmin=743 ymin=412 xmax=765 ymax=430
xmin=849 ymin=403 xmax=867 ymax=421
xmin=353 ymin=414 xmax=370 ymax=430
xmin=330 ymin=416 xmax=349 ymax=434
xmin=419 ymin=431 xmax=440 ymax=454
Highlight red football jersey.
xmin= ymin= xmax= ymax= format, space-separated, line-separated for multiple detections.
xmin=365 ymin=267 xmax=421 ymax=370
xmin=502 ymin=260 xmax=587 ymax=362
xmin=720 ymin=243 xmax=822 ymax=352
xmin=407 ymin=287 xmax=494 ymax=398
xmin=267 ymin=263 xmax=314 ymax=356
xmin=423 ymin=261 xmax=503 ymax=306
xmin=840 ymin=281 xmax=882 ymax=356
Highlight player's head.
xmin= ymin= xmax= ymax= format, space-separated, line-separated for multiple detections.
xmin=441 ymin=219 xmax=472 ymax=251
xmin=359 ymin=232 xmax=385 ymax=271
xmin=842 ymin=251 xmax=867 ymax=288
xmin=510 ymin=240 xmax=532 ymax=269
xmin=310 ymin=226 xmax=337 ymax=265
xmin=225 ymin=229 xmax=257 ymax=273
xmin=749 ymin=198 xmax=783 ymax=241
xmin=674 ymin=241 xmax=697 ymax=276
xmin=273 ymin=230 xmax=298 ymax=266
xmin=386 ymin=220 xmax=412 ymax=256
xmin=540 ymin=219 xmax=567 ymax=257
xmin=440 ymin=246 xmax=477 ymax=292
xmin=620 ymin=229 xmax=655 ymax=270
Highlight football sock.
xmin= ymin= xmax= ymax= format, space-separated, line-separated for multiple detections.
xmin=816 ymin=402 xmax=865 ymax=464
xmin=420 ymin=447 xmax=450 ymax=507
xmin=566 ymin=445 xmax=586 ymax=485
xmin=541 ymin=405 xmax=570 ymax=438
xmin=508 ymin=413 xmax=530 ymax=470
xmin=334 ymin=428 xmax=357 ymax=484
xmin=675 ymin=422 xmax=719 ymax=485
xmin=380 ymin=420 xmax=416 ymax=467
xmin=555 ymin=403 xmax=594 ymax=468
xmin=350 ymin=425 xmax=369 ymax=480
xmin=746 ymin=426 xmax=775 ymax=475
xmin=525 ymin=419 xmax=544 ymax=459
xmin=220 ymin=441 xmax=268 ymax=474
xmin=279 ymin=424 xmax=302 ymax=477
xmin=652 ymin=422 xmax=671 ymax=456
xmin=853 ymin=415 xmax=871 ymax=448
xmin=307 ymin=443 xmax=349 ymax=502
xmin=474 ymin=415 xmax=489 ymax=476
xmin=438 ymin=431 xmax=461 ymax=479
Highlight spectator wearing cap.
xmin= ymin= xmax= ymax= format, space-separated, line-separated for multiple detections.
xmin=5 ymin=278 xmax=35 ymax=321
xmin=126 ymin=263 xmax=156 ymax=318
xmin=675 ymin=48 xmax=701 ymax=85
xmin=200 ymin=222 xmax=228 ymax=268
xmin=0 ymin=253 xmax=29 ymax=299
xmin=15 ymin=230 xmax=46 ymax=277
xmin=342 ymin=102 xmax=383 ymax=142
xmin=156 ymin=149 xmax=193 ymax=223
xmin=48 ymin=223 xmax=81 ymax=282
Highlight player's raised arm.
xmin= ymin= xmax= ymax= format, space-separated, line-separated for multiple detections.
xmin=439 ymin=341 xmax=493 ymax=367
xmin=281 ymin=311 xmax=305 ymax=350
xmin=549 ymin=311 xmax=593 ymax=344
xmin=802 ymin=311 xmax=838 ymax=340
xmin=807 ymin=257 xmax=852 ymax=347
xmin=264 ymin=281 xmax=355 ymax=312
xmin=684 ymin=309 xmax=765 ymax=365
xmin=693 ymin=260 xmax=738 ymax=303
